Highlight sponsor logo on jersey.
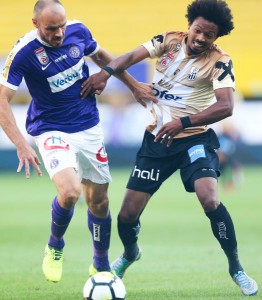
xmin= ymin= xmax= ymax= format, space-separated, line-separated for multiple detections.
xmin=173 ymin=69 xmax=180 ymax=77
xmin=69 ymin=46 xmax=80 ymax=58
xmin=157 ymin=79 xmax=174 ymax=90
xmin=34 ymin=47 xmax=49 ymax=65
xmin=41 ymin=62 xmax=52 ymax=71
xmin=43 ymin=136 xmax=70 ymax=151
xmin=160 ymin=52 xmax=174 ymax=66
xmin=47 ymin=58 xmax=84 ymax=93
xmin=132 ymin=165 xmax=160 ymax=181
xmin=55 ymin=54 xmax=68 ymax=63
xmin=153 ymin=87 xmax=182 ymax=101
xmin=187 ymin=66 xmax=200 ymax=81
xmin=188 ymin=145 xmax=205 ymax=163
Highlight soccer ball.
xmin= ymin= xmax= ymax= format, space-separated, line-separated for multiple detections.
xmin=83 ymin=271 xmax=126 ymax=300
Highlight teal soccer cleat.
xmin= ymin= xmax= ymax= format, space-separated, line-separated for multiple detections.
xmin=110 ymin=247 xmax=142 ymax=279
xmin=233 ymin=271 xmax=258 ymax=296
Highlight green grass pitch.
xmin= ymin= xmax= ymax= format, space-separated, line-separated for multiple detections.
xmin=0 ymin=166 xmax=261 ymax=299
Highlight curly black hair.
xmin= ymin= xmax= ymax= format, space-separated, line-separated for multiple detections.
xmin=186 ymin=0 xmax=234 ymax=37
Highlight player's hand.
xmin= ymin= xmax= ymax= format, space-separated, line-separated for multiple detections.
xmin=81 ymin=70 xmax=109 ymax=99
xmin=154 ymin=119 xmax=182 ymax=147
xmin=132 ymin=83 xmax=157 ymax=108
xmin=16 ymin=143 xmax=42 ymax=179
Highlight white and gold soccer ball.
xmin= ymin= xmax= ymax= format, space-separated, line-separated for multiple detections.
xmin=83 ymin=271 xmax=126 ymax=300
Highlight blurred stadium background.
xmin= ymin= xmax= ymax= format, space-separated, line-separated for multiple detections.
xmin=0 ymin=0 xmax=262 ymax=170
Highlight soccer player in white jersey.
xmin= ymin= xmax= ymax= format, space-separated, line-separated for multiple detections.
xmin=81 ymin=0 xmax=258 ymax=296
xmin=0 ymin=0 xmax=154 ymax=283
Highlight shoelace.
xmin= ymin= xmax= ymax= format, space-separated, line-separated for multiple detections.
xmin=51 ymin=248 xmax=63 ymax=261
xmin=234 ymin=271 xmax=250 ymax=288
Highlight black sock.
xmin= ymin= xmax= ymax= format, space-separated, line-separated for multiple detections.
xmin=224 ymin=247 xmax=243 ymax=277
xmin=123 ymin=243 xmax=139 ymax=261
xmin=117 ymin=215 xmax=141 ymax=261
xmin=205 ymin=202 xmax=243 ymax=276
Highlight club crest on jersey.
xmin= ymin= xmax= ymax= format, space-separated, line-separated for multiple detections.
xmin=50 ymin=158 xmax=59 ymax=169
xmin=187 ymin=66 xmax=200 ymax=81
xmin=160 ymin=52 xmax=174 ymax=66
xmin=174 ymin=43 xmax=181 ymax=52
xmin=69 ymin=46 xmax=80 ymax=58
xmin=34 ymin=47 xmax=49 ymax=65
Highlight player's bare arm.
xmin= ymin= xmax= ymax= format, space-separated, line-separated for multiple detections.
xmin=90 ymin=47 xmax=113 ymax=68
xmin=154 ymin=87 xmax=234 ymax=147
xmin=81 ymin=46 xmax=157 ymax=107
xmin=0 ymin=85 xmax=42 ymax=178
xmin=189 ymin=87 xmax=234 ymax=126
xmin=80 ymin=47 xmax=114 ymax=97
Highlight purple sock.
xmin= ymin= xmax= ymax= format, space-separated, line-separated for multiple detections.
xmin=88 ymin=209 xmax=111 ymax=271
xmin=48 ymin=197 xmax=74 ymax=249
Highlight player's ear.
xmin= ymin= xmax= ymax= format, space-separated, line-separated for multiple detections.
xmin=32 ymin=18 xmax=38 ymax=28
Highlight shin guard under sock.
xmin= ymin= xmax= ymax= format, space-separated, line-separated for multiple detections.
xmin=88 ymin=209 xmax=111 ymax=271
xmin=206 ymin=202 xmax=243 ymax=275
xmin=49 ymin=197 xmax=74 ymax=249
xmin=117 ymin=215 xmax=141 ymax=260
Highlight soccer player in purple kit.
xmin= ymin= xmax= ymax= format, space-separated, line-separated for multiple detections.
xmin=0 ymin=0 xmax=154 ymax=283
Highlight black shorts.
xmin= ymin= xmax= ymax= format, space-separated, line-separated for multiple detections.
xmin=127 ymin=129 xmax=220 ymax=194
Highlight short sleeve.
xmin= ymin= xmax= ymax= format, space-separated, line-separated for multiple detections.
xmin=142 ymin=33 xmax=165 ymax=58
xmin=213 ymin=55 xmax=235 ymax=90
xmin=82 ymin=25 xmax=99 ymax=57
xmin=0 ymin=50 xmax=27 ymax=90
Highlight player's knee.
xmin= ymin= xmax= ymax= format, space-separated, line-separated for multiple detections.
xmin=59 ymin=184 xmax=81 ymax=208
xmin=118 ymin=210 xmax=139 ymax=223
xmin=195 ymin=186 xmax=219 ymax=212
xmin=198 ymin=192 xmax=219 ymax=212
xmin=89 ymin=196 xmax=109 ymax=217
xmin=201 ymin=199 xmax=219 ymax=212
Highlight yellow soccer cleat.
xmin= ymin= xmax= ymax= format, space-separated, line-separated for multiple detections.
xmin=88 ymin=263 xmax=115 ymax=277
xmin=88 ymin=263 xmax=99 ymax=277
xmin=42 ymin=244 xmax=64 ymax=283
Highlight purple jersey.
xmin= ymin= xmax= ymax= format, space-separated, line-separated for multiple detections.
xmin=0 ymin=20 xmax=100 ymax=136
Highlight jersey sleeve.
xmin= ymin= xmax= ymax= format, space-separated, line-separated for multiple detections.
xmin=212 ymin=55 xmax=235 ymax=90
xmin=0 ymin=48 xmax=28 ymax=90
xmin=82 ymin=24 xmax=99 ymax=57
xmin=142 ymin=33 xmax=166 ymax=58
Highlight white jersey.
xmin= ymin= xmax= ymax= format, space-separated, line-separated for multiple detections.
xmin=142 ymin=31 xmax=235 ymax=138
